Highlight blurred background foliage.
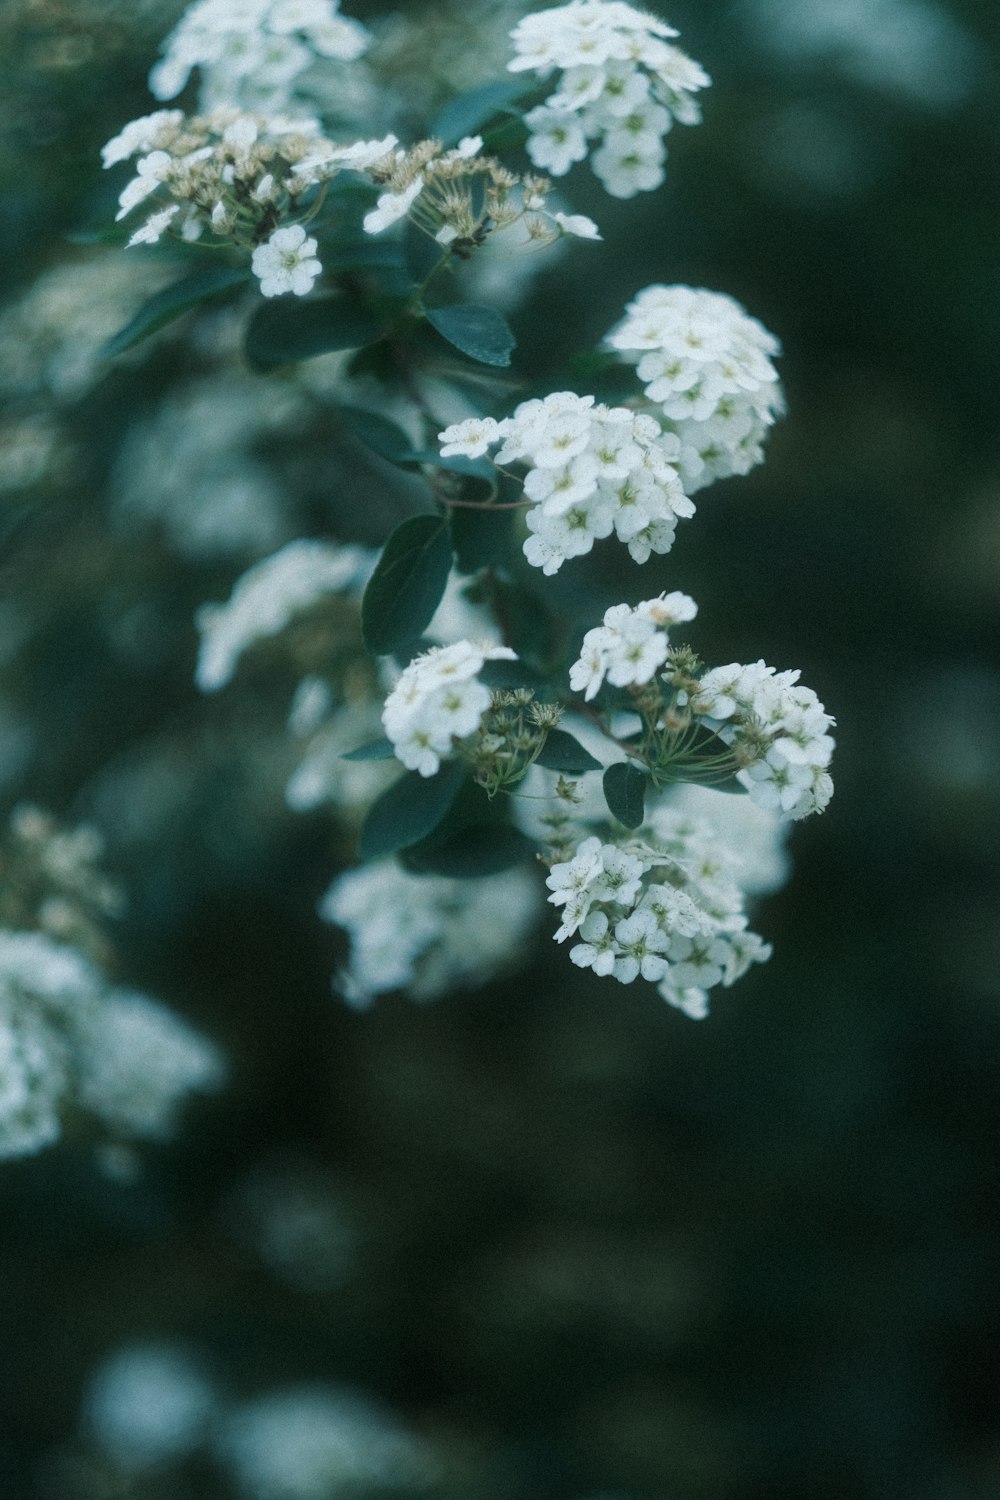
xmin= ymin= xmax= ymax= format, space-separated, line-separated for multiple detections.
xmin=1 ymin=0 xmax=999 ymax=1496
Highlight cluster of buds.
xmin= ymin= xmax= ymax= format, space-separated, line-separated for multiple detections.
xmin=0 ymin=806 xmax=124 ymax=968
xmin=103 ymin=107 xmax=396 ymax=294
xmin=362 ymin=135 xmax=600 ymax=248
xmin=472 ymin=689 xmax=564 ymax=796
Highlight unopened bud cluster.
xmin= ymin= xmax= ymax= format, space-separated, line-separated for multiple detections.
xmin=362 ymin=136 xmax=601 ymax=248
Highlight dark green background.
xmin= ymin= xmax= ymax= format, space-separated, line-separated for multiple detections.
xmin=1 ymin=1 xmax=998 ymax=1495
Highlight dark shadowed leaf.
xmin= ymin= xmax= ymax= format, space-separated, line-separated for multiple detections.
xmin=426 ymin=304 xmax=515 ymax=367
xmin=245 ymin=295 xmax=381 ymax=371
xmin=337 ymin=406 xmax=420 ymax=468
xmin=361 ymin=514 xmax=453 ymax=655
xmin=603 ymin=761 xmax=648 ymax=829
xmin=430 ymin=80 xmax=534 ymax=145
xmin=536 ymin=729 xmax=602 ymax=774
xmin=102 ymin=266 xmax=249 ymax=356
xmin=358 ymin=762 xmax=465 ymax=860
xmin=341 ymin=737 xmax=396 ymax=761
xmin=400 ymin=821 xmax=536 ymax=877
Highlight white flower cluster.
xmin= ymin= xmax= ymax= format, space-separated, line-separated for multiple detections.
xmin=0 ymin=930 xmax=224 ymax=1160
xmin=692 ymin=661 xmax=836 ymax=820
xmin=195 ymin=540 xmax=373 ymax=692
xmin=102 ymin=107 xmax=395 ymax=295
xmin=606 ymin=284 xmax=785 ymax=492
xmin=113 ymin=371 xmax=306 ymax=561
xmin=569 ymin=590 xmax=697 ymax=700
xmin=84 ymin=1342 xmax=218 ymax=1473
xmin=321 ymin=860 xmax=539 ymax=1006
xmin=546 ymin=820 xmax=772 ymax=1019
xmin=217 ymin=1385 xmax=436 ymax=1500
xmin=149 ymin=0 xmax=371 ymax=113
xmin=439 ymin=392 xmax=694 ymax=575
xmin=508 ymin=1 xmax=710 ymax=198
xmin=382 ymin=639 xmax=517 ymax=777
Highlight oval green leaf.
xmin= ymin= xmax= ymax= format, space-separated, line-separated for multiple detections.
xmin=245 ymin=295 xmax=381 ymax=371
xmin=603 ymin=761 xmax=648 ymax=830
xmin=361 ymin=514 xmax=453 ymax=656
xmin=426 ymin=304 xmax=515 ymax=367
xmin=102 ymin=266 xmax=250 ymax=356
xmin=430 ymin=79 xmax=534 ymax=146
xmin=536 ymin=729 xmax=602 ymax=775
xmin=401 ymin=822 xmax=536 ymax=877
xmin=358 ymin=761 xmax=465 ymax=861
xmin=341 ymin=737 xmax=396 ymax=762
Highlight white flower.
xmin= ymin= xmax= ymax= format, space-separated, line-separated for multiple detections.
xmin=251 ymin=224 xmax=322 ymax=297
xmin=321 ymin=861 xmax=539 ymax=1004
xmin=438 ymin=416 xmax=501 ymax=458
xmin=0 ymin=929 xmax=224 ymax=1160
xmin=149 ymin=0 xmax=372 ymax=112
xmin=362 ymin=176 xmax=424 ymax=235
xmin=127 ymin=204 xmax=180 ymax=246
xmin=437 ymin=391 xmax=693 ymax=574
xmin=569 ymin=593 xmax=697 ymax=700
xmin=689 ymin=659 xmax=836 ymax=820
xmin=523 ymin=105 xmax=590 ymax=175
xmin=115 ymin=150 xmax=172 ymax=220
xmin=551 ymin=211 xmax=602 ymax=239
xmin=381 ymin=639 xmax=517 ymax=777
xmin=195 ymin=540 xmax=373 ymax=691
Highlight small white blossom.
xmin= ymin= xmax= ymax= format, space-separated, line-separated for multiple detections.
xmin=251 ymin=223 xmax=322 ymax=296
xmin=362 ymin=175 xmax=424 ymax=234
xmin=690 ymin=659 xmax=836 ymax=820
xmin=381 ymin=639 xmax=517 ymax=777
xmin=551 ymin=210 xmax=602 ymax=239
xmin=569 ymin=592 xmax=697 ymax=700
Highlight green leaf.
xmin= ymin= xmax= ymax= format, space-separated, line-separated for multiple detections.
xmin=603 ymin=761 xmax=648 ymax=830
xmin=361 ymin=514 xmax=453 ymax=656
xmin=536 ymin=729 xmax=602 ymax=775
xmin=358 ymin=762 xmax=465 ymax=861
xmin=337 ymin=406 xmax=420 ymax=468
xmin=102 ymin=266 xmax=249 ymax=356
xmin=401 ymin=822 xmax=535 ymax=877
xmin=341 ymin=737 xmax=396 ymax=762
xmin=245 ymin=295 xmax=381 ymax=371
xmin=430 ymin=79 xmax=533 ymax=146
xmin=426 ymin=304 xmax=515 ymax=367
